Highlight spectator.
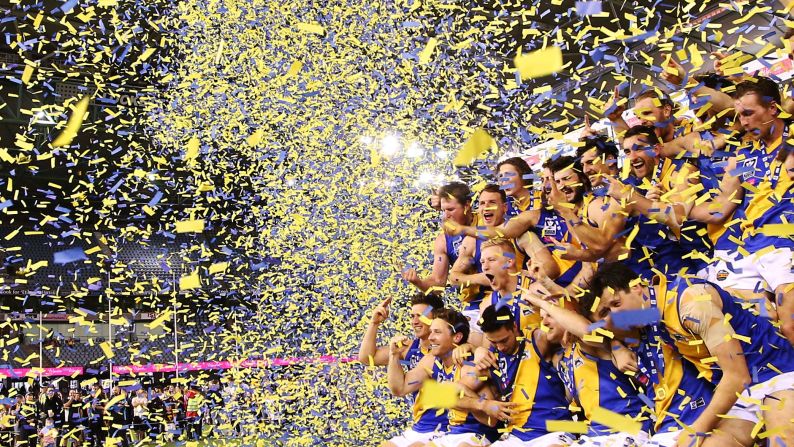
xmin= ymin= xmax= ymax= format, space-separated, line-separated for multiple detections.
xmin=38 ymin=417 xmax=57 ymax=447
xmin=131 ymin=388 xmax=148 ymax=442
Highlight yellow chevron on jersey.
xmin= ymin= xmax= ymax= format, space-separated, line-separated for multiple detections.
xmin=411 ymin=343 xmax=435 ymax=424
xmin=740 ymin=156 xmax=794 ymax=242
xmin=656 ymin=276 xmax=715 ymax=384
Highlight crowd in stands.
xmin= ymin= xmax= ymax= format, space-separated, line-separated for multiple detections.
xmin=0 ymin=377 xmax=282 ymax=446
xmin=361 ymin=45 xmax=794 ymax=447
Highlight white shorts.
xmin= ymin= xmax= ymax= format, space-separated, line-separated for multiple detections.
xmin=388 ymin=428 xmax=442 ymax=447
xmin=462 ymin=308 xmax=483 ymax=334
xmin=709 ymin=248 xmax=794 ymax=292
xmin=431 ymin=432 xmax=492 ymax=447
xmin=645 ymin=430 xmax=680 ymax=447
xmin=726 ymin=370 xmax=794 ymax=424
xmin=492 ymin=432 xmax=576 ymax=447
xmin=572 ymin=432 xmax=648 ymax=447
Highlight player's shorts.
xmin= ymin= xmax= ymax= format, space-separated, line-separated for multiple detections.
xmin=387 ymin=427 xmax=443 ymax=447
xmin=571 ymin=432 xmax=648 ymax=447
xmin=708 ymin=248 xmax=794 ymax=292
xmin=430 ymin=432 xmax=492 ymax=447
xmin=645 ymin=430 xmax=680 ymax=446
xmin=726 ymin=370 xmax=794 ymax=424
xmin=462 ymin=308 xmax=483 ymax=334
xmin=492 ymin=432 xmax=576 ymax=447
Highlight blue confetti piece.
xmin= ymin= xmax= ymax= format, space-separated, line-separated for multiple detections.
xmin=0 ymin=200 xmax=12 ymax=210
xmin=610 ymin=308 xmax=660 ymax=330
xmin=575 ymin=0 xmax=602 ymax=16
xmin=53 ymin=247 xmax=88 ymax=265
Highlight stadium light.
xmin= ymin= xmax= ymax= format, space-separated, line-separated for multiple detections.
xmin=381 ymin=134 xmax=400 ymax=158
xmin=405 ymin=142 xmax=423 ymax=158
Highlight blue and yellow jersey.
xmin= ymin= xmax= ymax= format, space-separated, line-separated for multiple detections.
xmin=558 ymin=343 xmax=651 ymax=436
xmin=487 ymin=290 xmax=538 ymax=335
xmin=506 ymin=191 xmax=542 ymax=220
xmin=445 ymin=233 xmax=466 ymax=267
xmin=622 ymin=161 xmax=690 ymax=278
xmin=405 ymin=340 xmax=448 ymax=433
xmin=447 ymin=365 xmax=501 ymax=441
xmin=659 ymin=275 xmax=794 ymax=386
xmin=710 ymin=142 xmax=780 ymax=252
xmin=636 ymin=325 xmax=713 ymax=434
xmin=490 ymin=330 xmax=571 ymax=442
xmin=740 ymin=156 xmax=794 ymax=252
xmin=459 ymin=237 xmax=487 ymax=311
xmin=536 ymin=207 xmax=582 ymax=287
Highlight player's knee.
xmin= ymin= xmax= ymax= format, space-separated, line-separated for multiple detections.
xmin=780 ymin=319 xmax=794 ymax=345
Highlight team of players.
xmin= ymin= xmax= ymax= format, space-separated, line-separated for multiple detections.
xmin=359 ymin=70 xmax=794 ymax=447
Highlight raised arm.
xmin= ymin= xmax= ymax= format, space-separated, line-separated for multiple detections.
xmin=358 ymin=297 xmax=404 ymax=366
xmin=449 ymin=236 xmax=490 ymax=288
xmin=387 ymin=337 xmax=432 ymax=397
xmin=515 ymin=230 xmax=560 ymax=279
xmin=402 ymin=233 xmax=449 ymax=292
xmin=677 ymin=284 xmax=751 ymax=438
xmin=445 ymin=209 xmax=539 ymax=241
xmin=687 ymin=156 xmax=743 ymax=224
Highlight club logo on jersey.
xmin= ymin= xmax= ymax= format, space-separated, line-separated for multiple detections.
xmin=716 ymin=270 xmax=729 ymax=281
xmin=542 ymin=217 xmax=561 ymax=238
xmin=451 ymin=235 xmax=464 ymax=258
xmin=740 ymin=157 xmax=760 ymax=185
xmin=689 ymin=397 xmax=706 ymax=410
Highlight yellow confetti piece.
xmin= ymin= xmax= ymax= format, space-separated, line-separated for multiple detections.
xmin=546 ymin=420 xmax=590 ymax=434
xmin=179 ymin=272 xmax=201 ymax=290
xmin=52 ymin=96 xmax=90 ymax=148
xmin=758 ymin=224 xmax=794 ymax=237
xmin=247 ymin=129 xmax=265 ymax=146
xmin=185 ymin=136 xmax=200 ymax=160
xmin=21 ymin=65 xmax=34 ymax=85
xmin=514 ymin=46 xmax=563 ymax=80
xmin=296 ymin=22 xmax=325 ymax=34
xmin=417 ymin=380 xmax=459 ymax=409
xmin=285 ymin=60 xmax=303 ymax=79
xmin=100 ymin=342 xmax=114 ymax=359
xmin=209 ymin=262 xmax=228 ymax=274
xmin=590 ymin=407 xmax=642 ymax=435
xmin=418 ymin=38 xmax=438 ymax=65
xmin=454 ymin=128 xmax=494 ymax=166
xmin=175 ymin=219 xmax=205 ymax=233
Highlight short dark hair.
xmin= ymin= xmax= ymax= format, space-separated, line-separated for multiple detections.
xmin=434 ymin=308 xmax=470 ymax=344
xmin=410 ymin=292 xmax=444 ymax=316
xmin=478 ymin=183 xmax=507 ymax=203
xmin=693 ymin=72 xmax=735 ymax=92
xmin=496 ymin=157 xmax=532 ymax=184
xmin=479 ymin=304 xmax=515 ymax=333
xmin=784 ymin=27 xmax=794 ymax=40
xmin=733 ymin=76 xmax=781 ymax=107
xmin=635 ymin=88 xmax=674 ymax=109
xmin=623 ymin=125 xmax=661 ymax=146
xmin=438 ymin=182 xmax=472 ymax=206
xmin=546 ymin=155 xmax=591 ymax=191
xmin=577 ymin=135 xmax=619 ymax=160
xmin=580 ymin=263 xmax=641 ymax=316
xmin=546 ymin=155 xmax=579 ymax=174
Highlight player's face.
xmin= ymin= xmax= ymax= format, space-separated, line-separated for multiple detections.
xmin=634 ymin=97 xmax=671 ymax=130
xmin=594 ymin=285 xmax=645 ymax=326
xmin=541 ymin=309 xmax=565 ymax=344
xmin=580 ymin=148 xmax=614 ymax=187
xmin=622 ymin=134 xmax=657 ymax=180
xmin=553 ymin=168 xmax=585 ymax=204
xmin=484 ymin=325 xmax=518 ymax=355
xmin=428 ymin=318 xmax=459 ymax=356
xmin=478 ymin=191 xmax=506 ymax=226
xmin=410 ymin=304 xmax=431 ymax=339
xmin=498 ymin=163 xmax=525 ymax=197
xmin=541 ymin=168 xmax=553 ymax=195
xmin=480 ymin=244 xmax=514 ymax=284
xmin=735 ymin=93 xmax=778 ymax=141
xmin=440 ymin=197 xmax=469 ymax=225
